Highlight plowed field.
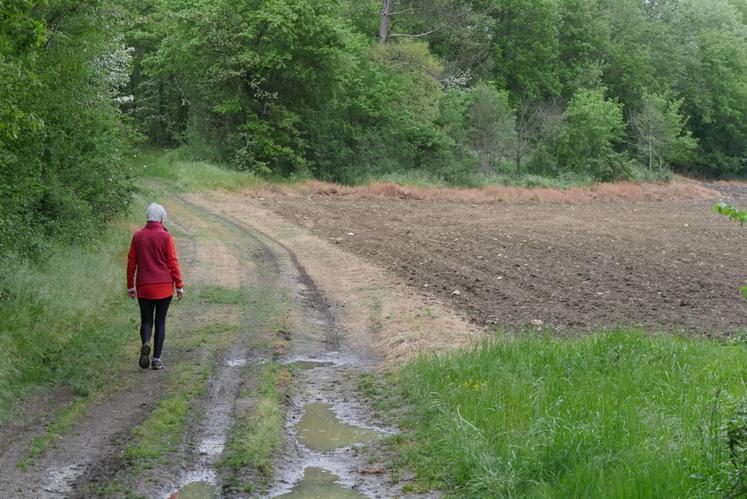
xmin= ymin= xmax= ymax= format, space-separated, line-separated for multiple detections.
xmin=267 ymin=185 xmax=747 ymax=335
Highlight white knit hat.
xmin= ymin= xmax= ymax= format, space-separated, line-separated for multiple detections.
xmin=146 ymin=202 xmax=167 ymax=222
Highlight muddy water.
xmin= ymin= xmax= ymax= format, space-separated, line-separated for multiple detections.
xmin=297 ymin=402 xmax=382 ymax=452
xmin=176 ymin=480 xmax=217 ymax=498
xmin=290 ymin=360 xmax=334 ymax=370
xmin=277 ymin=467 xmax=366 ymax=498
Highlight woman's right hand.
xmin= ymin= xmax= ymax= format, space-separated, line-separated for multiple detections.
xmin=128 ymin=288 xmax=137 ymax=299
xmin=176 ymin=288 xmax=184 ymax=300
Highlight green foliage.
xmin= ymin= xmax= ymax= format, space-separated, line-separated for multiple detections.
xmin=0 ymin=1 xmax=135 ymax=257
xmin=556 ymin=88 xmax=627 ymax=180
xmin=489 ymin=0 xmax=562 ymax=100
xmin=395 ymin=331 xmax=747 ymax=497
xmin=676 ymin=0 xmax=747 ymax=176
xmin=714 ymin=202 xmax=747 ymax=225
xmin=465 ymin=85 xmax=517 ymax=175
xmin=630 ymin=93 xmax=698 ymax=171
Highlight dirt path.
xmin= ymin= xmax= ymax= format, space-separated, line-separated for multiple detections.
xmin=0 ymin=183 xmax=473 ymax=498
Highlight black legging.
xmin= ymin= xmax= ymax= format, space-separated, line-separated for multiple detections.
xmin=138 ymin=296 xmax=172 ymax=358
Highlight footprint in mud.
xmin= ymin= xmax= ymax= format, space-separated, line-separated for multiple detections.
xmin=296 ymin=402 xmax=382 ymax=452
xmin=277 ymin=467 xmax=366 ymax=499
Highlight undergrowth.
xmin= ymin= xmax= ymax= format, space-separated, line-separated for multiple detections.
xmin=0 ymin=200 xmax=146 ymax=421
xmin=393 ymin=330 xmax=747 ymax=498
xmin=135 ymin=148 xmax=265 ymax=191
xmin=137 ymin=148 xmax=675 ymax=193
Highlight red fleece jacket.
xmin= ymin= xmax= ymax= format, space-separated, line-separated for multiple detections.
xmin=127 ymin=221 xmax=183 ymax=289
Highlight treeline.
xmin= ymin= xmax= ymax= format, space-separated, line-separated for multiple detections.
xmin=1 ymin=2 xmax=134 ymax=257
xmin=126 ymin=0 xmax=747 ymax=183
xmin=2 ymin=1 xmax=747 ymax=255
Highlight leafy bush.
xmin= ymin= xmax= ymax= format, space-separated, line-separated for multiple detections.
xmin=556 ymin=88 xmax=627 ymax=180
xmin=0 ymin=3 xmax=135 ymax=257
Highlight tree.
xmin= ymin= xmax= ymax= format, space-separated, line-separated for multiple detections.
xmin=630 ymin=93 xmax=697 ymax=170
xmin=466 ymin=84 xmax=516 ymax=175
xmin=486 ymin=0 xmax=561 ymax=100
xmin=556 ymin=88 xmax=626 ymax=179
xmin=0 ymin=1 xmax=134 ymax=256
xmin=675 ymin=0 xmax=747 ymax=175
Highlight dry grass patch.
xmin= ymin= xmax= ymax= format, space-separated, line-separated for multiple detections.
xmin=247 ymin=178 xmax=717 ymax=204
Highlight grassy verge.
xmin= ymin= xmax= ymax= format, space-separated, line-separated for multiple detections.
xmin=0 ymin=199 xmax=147 ymax=423
xmin=135 ymin=148 xmax=265 ymax=191
xmin=220 ymin=363 xmax=293 ymax=494
xmin=384 ymin=330 xmax=747 ymax=498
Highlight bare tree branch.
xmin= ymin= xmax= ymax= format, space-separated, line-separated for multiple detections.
xmin=389 ymin=26 xmax=442 ymax=39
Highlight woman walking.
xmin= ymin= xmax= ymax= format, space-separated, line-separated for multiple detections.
xmin=127 ymin=203 xmax=184 ymax=370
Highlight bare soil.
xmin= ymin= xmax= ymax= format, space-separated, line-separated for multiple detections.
xmin=263 ymin=183 xmax=747 ymax=335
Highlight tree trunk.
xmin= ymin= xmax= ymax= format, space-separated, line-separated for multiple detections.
xmin=379 ymin=0 xmax=393 ymax=44
xmin=515 ymin=150 xmax=522 ymax=176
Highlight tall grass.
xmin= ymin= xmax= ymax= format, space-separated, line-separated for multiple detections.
xmin=135 ymin=148 xmax=265 ymax=191
xmin=396 ymin=331 xmax=747 ymax=498
xmin=0 ymin=203 xmax=144 ymax=418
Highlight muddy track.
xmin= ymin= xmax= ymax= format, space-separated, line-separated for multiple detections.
xmin=174 ymin=194 xmax=342 ymax=352
xmin=171 ymin=192 xmax=406 ymax=498
xmin=84 ymin=184 xmax=406 ymax=498
xmin=1 ymin=182 xmax=445 ymax=499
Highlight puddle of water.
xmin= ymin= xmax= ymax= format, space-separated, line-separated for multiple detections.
xmin=276 ymin=467 xmax=366 ymax=499
xmin=296 ymin=403 xmax=382 ymax=452
xmin=198 ymin=436 xmax=224 ymax=456
xmin=225 ymin=358 xmax=247 ymax=367
xmin=291 ymin=360 xmax=334 ymax=370
xmin=174 ymin=481 xmax=218 ymax=499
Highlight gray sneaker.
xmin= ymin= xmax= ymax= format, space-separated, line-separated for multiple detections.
xmin=151 ymin=358 xmax=164 ymax=370
xmin=139 ymin=344 xmax=151 ymax=369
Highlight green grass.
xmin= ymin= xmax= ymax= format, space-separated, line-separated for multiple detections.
xmin=393 ymin=330 xmax=747 ymax=498
xmin=17 ymin=398 xmax=91 ymax=470
xmin=122 ymin=361 xmax=210 ymax=469
xmin=135 ymin=148 xmax=265 ymax=191
xmin=0 ymin=200 xmax=147 ymax=421
xmin=196 ymin=285 xmax=245 ymax=305
xmin=220 ymin=363 xmax=292 ymax=490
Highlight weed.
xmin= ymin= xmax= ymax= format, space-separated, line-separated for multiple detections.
xmin=18 ymin=398 xmax=91 ymax=469
xmin=393 ymin=330 xmax=747 ymax=497
xmin=220 ymin=363 xmax=293 ymax=488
